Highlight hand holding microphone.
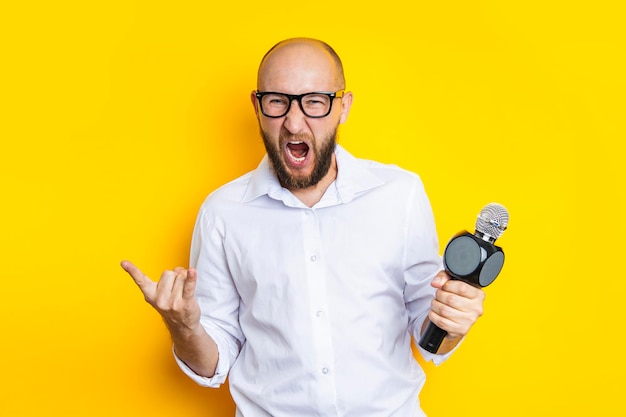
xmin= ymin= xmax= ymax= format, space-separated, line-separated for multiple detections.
xmin=419 ymin=203 xmax=510 ymax=354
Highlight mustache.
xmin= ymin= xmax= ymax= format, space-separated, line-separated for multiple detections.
xmin=279 ymin=131 xmax=314 ymax=143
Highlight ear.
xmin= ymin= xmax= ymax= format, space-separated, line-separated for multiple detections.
xmin=251 ymin=90 xmax=260 ymax=115
xmin=339 ymin=91 xmax=353 ymax=125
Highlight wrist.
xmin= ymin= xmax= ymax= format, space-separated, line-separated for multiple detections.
xmin=165 ymin=318 xmax=203 ymax=340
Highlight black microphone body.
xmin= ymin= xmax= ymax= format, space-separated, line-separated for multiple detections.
xmin=418 ymin=204 xmax=508 ymax=354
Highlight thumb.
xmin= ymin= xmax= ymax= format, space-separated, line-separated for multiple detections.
xmin=120 ymin=260 xmax=157 ymax=300
xmin=431 ymin=271 xmax=450 ymax=289
xmin=182 ymin=268 xmax=198 ymax=300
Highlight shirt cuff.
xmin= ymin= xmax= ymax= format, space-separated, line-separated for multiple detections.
xmin=416 ymin=336 xmax=464 ymax=366
xmin=172 ymin=345 xmax=229 ymax=388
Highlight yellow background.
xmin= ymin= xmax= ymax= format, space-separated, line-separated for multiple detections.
xmin=1 ymin=1 xmax=624 ymax=416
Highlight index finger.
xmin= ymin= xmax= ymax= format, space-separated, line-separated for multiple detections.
xmin=120 ymin=260 xmax=156 ymax=299
xmin=444 ymin=279 xmax=484 ymax=300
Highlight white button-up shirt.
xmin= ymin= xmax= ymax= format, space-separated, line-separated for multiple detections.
xmin=176 ymin=145 xmax=454 ymax=417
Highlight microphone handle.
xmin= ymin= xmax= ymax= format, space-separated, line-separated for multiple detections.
xmin=419 ymin=320 xmax=448 ymax=354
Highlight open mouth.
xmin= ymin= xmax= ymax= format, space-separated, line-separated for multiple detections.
xmin=286 ymin=141 xmax=310 ymax=164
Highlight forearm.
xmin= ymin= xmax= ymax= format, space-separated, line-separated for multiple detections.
xmin=169 ymin=323 xmax=219 ymax=378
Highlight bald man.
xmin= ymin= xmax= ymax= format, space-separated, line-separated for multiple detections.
xmin=122 ymin=38 xmax=486 ymax=417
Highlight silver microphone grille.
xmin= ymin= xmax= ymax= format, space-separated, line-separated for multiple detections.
xmin=475 ymin=203 xmax=509 ymax=241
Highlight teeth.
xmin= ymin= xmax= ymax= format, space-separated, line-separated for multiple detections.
xmin=286 ymin=141 xmax=308 ymax=163
xmin=287 ymin=147 xmax=306 ymax=162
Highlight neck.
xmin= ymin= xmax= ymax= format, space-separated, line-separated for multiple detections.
xmin=289 ymin=155 xmax=337 ymax=208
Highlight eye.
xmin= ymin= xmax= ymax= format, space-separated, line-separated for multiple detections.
xmin=263 ymin=94 xmax=288 ymax=106
xmin=303 ymin=94 xmax=329 ymax=107
xmin=305 ymin=99 xmax=323 ymax=106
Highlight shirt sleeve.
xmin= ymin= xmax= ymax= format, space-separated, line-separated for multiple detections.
xmin=176 ymin=203 xmax=244 ymax=387
xmin=402 ymin=176 xmax=460 ymax=365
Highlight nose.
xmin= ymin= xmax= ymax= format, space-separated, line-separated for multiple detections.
xmin=282 ymin=97 xmax=307 ymax=134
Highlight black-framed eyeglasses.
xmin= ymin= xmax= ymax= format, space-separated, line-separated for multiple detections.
xmin=255 ymin=90 xmax=345 ymax=118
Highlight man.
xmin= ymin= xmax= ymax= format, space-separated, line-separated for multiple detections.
xmin=121 ymin=37 xmax=485 ymax=416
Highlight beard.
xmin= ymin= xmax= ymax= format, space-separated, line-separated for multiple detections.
xmin=261 ymin=129 xmax=337 ymax=190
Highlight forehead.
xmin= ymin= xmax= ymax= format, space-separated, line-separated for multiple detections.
xmin=258 ymin=42 xmax=339 ymax=93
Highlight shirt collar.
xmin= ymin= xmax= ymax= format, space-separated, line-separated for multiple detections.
xmin=242 ymin=144 xmax=385 ymax=206
xmin=241 ymin=154 xmax=283 ymax=203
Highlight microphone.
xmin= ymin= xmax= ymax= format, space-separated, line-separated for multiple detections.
xmin=418 ymin=203 xmax=509 ymax=354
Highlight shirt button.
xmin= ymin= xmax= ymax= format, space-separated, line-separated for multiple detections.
xmin=321 ymin=367 xmax=329 ymax=374
xmin=310 ymin=255 xmax=317 ymax=262
xmin=316 ymin=310 xmax=323 ymax=317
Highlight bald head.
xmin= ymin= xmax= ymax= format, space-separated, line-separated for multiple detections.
xmin=257 ymin=38 xmax=345 ymax=92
